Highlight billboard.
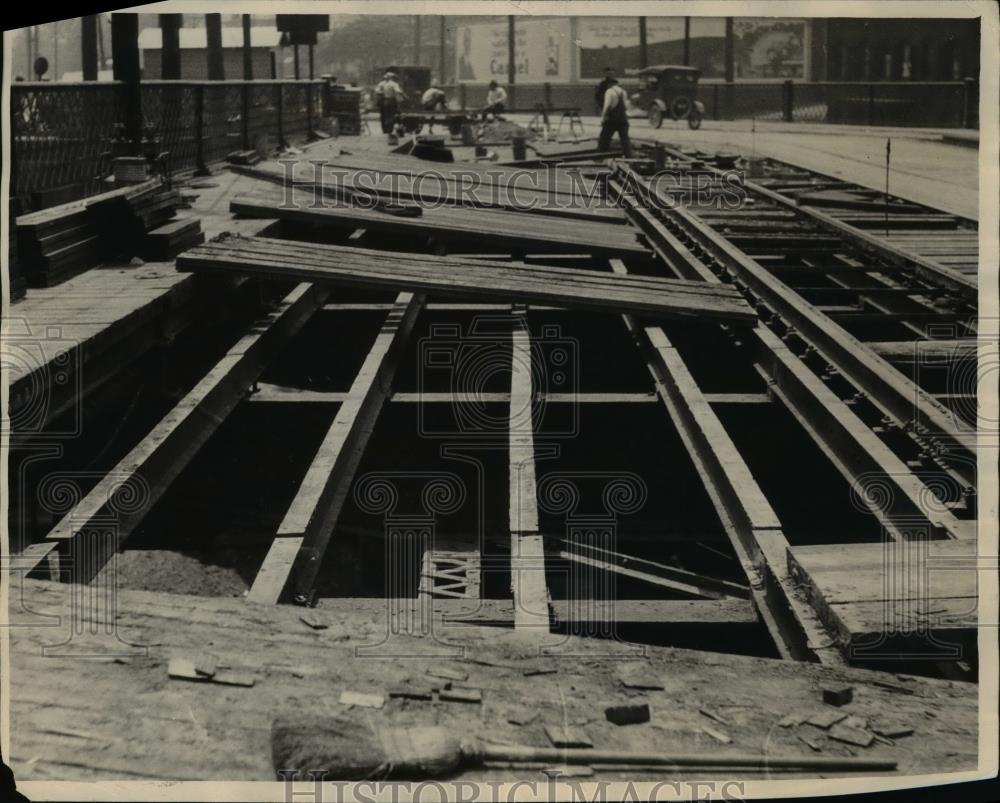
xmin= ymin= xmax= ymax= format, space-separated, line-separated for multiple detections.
xmin=455 ymin=18 xmax=572 ymax=83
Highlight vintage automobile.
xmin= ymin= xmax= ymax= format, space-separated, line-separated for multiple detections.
xmin=628 ymin=65 xmax=705 ymax=130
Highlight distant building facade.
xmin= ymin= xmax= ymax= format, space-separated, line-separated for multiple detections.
xmin=138 ymin=26 xmax=282 ymax=79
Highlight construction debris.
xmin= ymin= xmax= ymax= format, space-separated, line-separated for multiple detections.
xmin=806 ymin=710 xmax=849 ymax=729
xmin=605 ymin=701 xmax=651 ymax=726
xmin=543 ymin=725 xmax=593 ymax=748
xmin=339 ymin=690 xmax=385 ymax=709
xmin=822 ymin=684 xmax=854 ymax=706
xmin=700 ymin=726 xmax=732 ymax=744
xmin=438 ymin=687 xmax=483 ymax=704
xmin=829 ymin=723 xmax=875 ymax=748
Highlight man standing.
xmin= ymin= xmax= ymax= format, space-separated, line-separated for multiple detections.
xmin=375 ymin=70 xmax=403 ymax=136
xmin=482 ymin=80 xmax=508 ymax=121
xmin=594 ymin=66 xmax=615 ymax=112
xmin=598 ymin=76 xmax=632 ymax=158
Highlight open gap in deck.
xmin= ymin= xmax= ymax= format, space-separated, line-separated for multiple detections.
xmin=313 ymin=401 xmax=510 ymax=599
xmin=714 ymin=402 xmax=886 ymax=545
xmin=98 ymin=401 xmax=340 ymax=597
xmin=536 ymin=403 xmax=745 ymax=585
xmin=527 ymin=310 xmax=654 ymax=394
xmin=12 ymin=281 xmax=287 ymax=549
xmin=257 ymin=309 xmax=386 ymax=392
xmin=657 ymin=321 xmax=770 ymax=395
xmin=393 ymin=309 xmax=514 ymax=393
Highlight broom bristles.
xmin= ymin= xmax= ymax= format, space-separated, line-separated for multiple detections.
xmin=271 ymin=714 xmax=463 ymax=780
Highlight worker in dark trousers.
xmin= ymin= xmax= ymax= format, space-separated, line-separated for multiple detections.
xmin=594 ymin=66 xmax=616 ymax=112
xmin=375 ymin=71 xmax=403 ymax=136
xmin=598 ymin=76 xmax=632 ymax=158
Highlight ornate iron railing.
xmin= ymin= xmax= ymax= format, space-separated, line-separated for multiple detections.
xmin=11 ymin=79 xmax=327 ymax=211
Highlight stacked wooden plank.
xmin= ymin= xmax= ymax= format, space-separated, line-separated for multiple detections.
xmin=140 ymin=218 xmax=206 ymax=261
xmin=16 ymin=205 xmax=102 ymax=287
xmin=177 ymin=235 xmax=756 ymax=325
xmin=230 ymin=189 xmax=646 ymax=257
xmin=327 ymin=85 xmax=362 ymax=135
xmin=16 ymin=179 xmax=191 ymax=286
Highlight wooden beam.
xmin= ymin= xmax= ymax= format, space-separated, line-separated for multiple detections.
xmin=81 ymin=15 xmax=99 ymax=81
xmin=248 ymin=292 xmax=424 ymax=604
xmin=552 ymin=598 xmax=757 ymax=626
xmin=510 ymin=318 xmax=550 ymax=632
xmin=753 ymin=326 xmax=973 ymax=542
xmin=608 ymin=259 xmax=840 ymax=664
xmin=159 ymin=14 xmax=182 ymax=79
xmin=555 ymin=537 xmax=751 ymax=598
xmin=248 ymin=387 xmax=658 ymax=405
xmin=242 ymin=14 xmax=253 ymax=80
xmin=20 ymin=284 xmax=328 ymax=582
xmin=558 ymin=551 xmax=725 ymax=600
xmin=177 ymin=236 xmax=755 ymax=325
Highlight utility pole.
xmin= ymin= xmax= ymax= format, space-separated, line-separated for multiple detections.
xmin=242 ymin=14 xmax=253 ymax=80
xmin=507 ymin=15 xmax=516 ymax=108
xmin=206 ymin=13 xmax=225 ymax=80
xmin=638 ymin=17 xmax=648 ymax=69
xmin=82 ymin=16 xmax=99 ymax=81
xmin=439 ymin=16 xmax=446 ymax=83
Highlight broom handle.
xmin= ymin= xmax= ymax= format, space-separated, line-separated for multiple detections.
xmin=475 ymin=744 xmax=896 ymax=772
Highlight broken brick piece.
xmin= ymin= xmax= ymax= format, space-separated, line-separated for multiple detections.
xmin=544 ymin=725 xmax=593 ymax=748
xmin=605 ymin=701 xmax=651 ymax=726
xmin=821 ymin=684 xmax=854 ymax=706
xmin=806 ymin=709 xmax=849 ymax=729
xmin=829 ymin=723 xmax=874 ymax=747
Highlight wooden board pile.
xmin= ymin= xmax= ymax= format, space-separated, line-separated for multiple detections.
xmin=16 ymin=179 xmax=201 ymax=286
xmin=16 ymin=204 xmax=102 ymax=287
xmin=177 ymin=235 xmax=756 ymax=325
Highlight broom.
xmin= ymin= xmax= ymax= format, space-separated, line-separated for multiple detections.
xmin=271 ymin=714 xmax=898 ymax=780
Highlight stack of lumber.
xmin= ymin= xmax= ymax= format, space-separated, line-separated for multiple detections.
xmin=327 ymin=85 xmax=362 ymax=135
xmin=177 ymin=235 xmax=756 ymax=325
xmin=231 ymin=190 xmax=645 ymax=257
xmin=227 ymin=150 xmax=262 ymax=166
xmin=16 ymin=205 xmax=101 ymax=287
xmin=140 ymin=218 xmax=206 ymax=261
xmin=16 ymin=179 xmax=191 ymax=286
xmin=8 ymin=202 xmax=27 ymax=301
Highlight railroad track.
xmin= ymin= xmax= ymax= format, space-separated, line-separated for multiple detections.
xmin=611 ymin=151 xmax=979 ymax=515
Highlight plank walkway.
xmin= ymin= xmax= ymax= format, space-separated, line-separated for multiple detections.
xmin=234 ymin=160 xmax=625 ymax=223
xmin=231 ymin=189 xmax=646 ymax=256
xmin=787 ymin=540 xmax=979 ymax=657
xmin=7 ymin=577 xmax=977 ymax=781
xmin=177 ymin=236 xmax=755 ymax=324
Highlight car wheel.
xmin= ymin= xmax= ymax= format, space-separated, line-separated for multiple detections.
xmin=688 ymin=113 xmax=702 ymax=130
xmin=648 ymin=106 xmax=664 ymax=129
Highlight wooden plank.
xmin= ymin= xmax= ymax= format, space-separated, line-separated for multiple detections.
xmin=19 ymin=284 xmax=328 ymax=582
xmin=509 ymin=320 xmax=550 ymax=632
xmin=558 ymin=551 xmax=725 ymax=600
xmin=551 ymin=598 xmax=758 ymax=625
xmin=177 ymin=237 xmax=756 ymax=325
xmin=231 ymin=192 xmax=646 ymax=257
xmin=232 ymin=162 xmax=624 ymax=224
xmin=247 ymin=292 xmax=424 ymax=604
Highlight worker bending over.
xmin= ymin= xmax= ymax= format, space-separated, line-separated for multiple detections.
xmin=598 ymin=76 xmax=632 ymax=158
xmin=482 ymin=81 xmax=508 ymax=121
xmin=375 ymin=71 xmax=404 ymax=136
xmin=422 ymin=86 xmax=449 ymax=112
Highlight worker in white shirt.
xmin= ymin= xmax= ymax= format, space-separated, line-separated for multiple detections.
xmin=421 ymin=86 xmax=449 ymax=112
xmin=598 ymin=76 xmax=632 ymax=158
xmin=374 ymin=71 xmax=404 ymax=135
xmin=482 ymin=80 xmax=508 ymax=121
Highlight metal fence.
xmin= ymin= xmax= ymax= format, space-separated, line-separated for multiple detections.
xmin=11 ymin=79 xmax=326 ymax=211
xmin=442 ymin=79 xmax=977 ymax=130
